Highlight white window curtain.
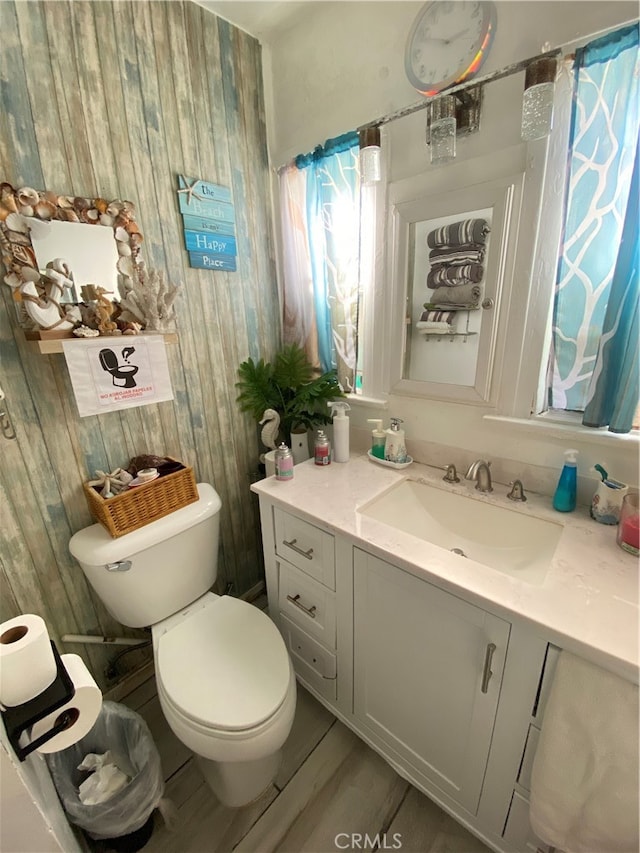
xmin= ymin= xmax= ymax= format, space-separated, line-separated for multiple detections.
xmin=279 ymin=133 xmax=361 ymax=392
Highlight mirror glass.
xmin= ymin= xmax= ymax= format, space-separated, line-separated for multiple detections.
xmin=405 ymin=204 xmax=493 ymax=386
xmin=386 ymin=147 xmax=526 ymax=405
xmin=29 ymin=220 xmax=120 ymax=302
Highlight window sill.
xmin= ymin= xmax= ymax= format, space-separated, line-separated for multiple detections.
xmin=484 ymin=414 xmax=639 ymax=446
xmin=345 ymin=393 xmax=388 ymax=410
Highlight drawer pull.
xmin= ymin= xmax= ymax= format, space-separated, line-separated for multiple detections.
xmin=286 ymin=594 xmax=317 ymax=618
xmin=283 ymin=538 xmax=314 ymax=560
xmin=481 ymin=642 xmax=496 ymax=694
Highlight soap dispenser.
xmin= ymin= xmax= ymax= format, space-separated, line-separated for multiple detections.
xmin=367 ymin=419 xmax=386 ymax=459
xmin=385 ymin=418 xmax=408 ymax=464
xmin=327 ymin=401 xmax=351 ymax=463
xmin=553 ymin=449 xmax=578 ymax=512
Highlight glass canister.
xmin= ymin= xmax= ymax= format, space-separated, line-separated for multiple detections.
xmin=274 ymin=443 xmax=294 ymax=481
xmin=616 ymin=493 xmax=639 ymax=555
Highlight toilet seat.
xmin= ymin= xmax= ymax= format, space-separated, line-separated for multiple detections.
xmin=156 ymin=595 xmax=291 ymax=732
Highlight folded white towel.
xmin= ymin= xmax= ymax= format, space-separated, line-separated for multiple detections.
xmin=416 ymin=321 xmax=452 ymax=335
xmin=529 ymin=651 xmax=639 ymax=853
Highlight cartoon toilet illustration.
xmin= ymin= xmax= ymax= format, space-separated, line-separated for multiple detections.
xmin=99 ymin=347 xmax=139 ymax=388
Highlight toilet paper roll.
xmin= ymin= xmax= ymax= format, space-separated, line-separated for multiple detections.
xmin=30 ymin=654 xmax=102 ymax=754
xmin=0 ymin=614 xmax=57 ymax=707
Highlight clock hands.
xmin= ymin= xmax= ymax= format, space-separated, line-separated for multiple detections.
xmin=421 ymin=28 xmax=470 ymax=46
xmin=445 ymin=29 xmax=470 ymax=43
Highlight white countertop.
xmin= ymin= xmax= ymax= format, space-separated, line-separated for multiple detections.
xmin=252 ymin=454 xmax=639 ymax=683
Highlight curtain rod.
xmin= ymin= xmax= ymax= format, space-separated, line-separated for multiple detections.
xmin=357 ymin=47 xmax=564 ymax=132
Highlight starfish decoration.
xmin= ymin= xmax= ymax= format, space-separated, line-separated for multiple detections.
xmin=177 ymin=175 xmax=205 ymax=206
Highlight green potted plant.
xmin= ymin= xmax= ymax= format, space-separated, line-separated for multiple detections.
xmin=236 ymin=344 xmax=345 ymax=450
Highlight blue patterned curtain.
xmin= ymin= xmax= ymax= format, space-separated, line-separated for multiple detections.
xmin=283 ymin=133 xmax=360 ymax=391
xmin=583 ymin=144 xmax=639 ymax=432
xmin=549 ymin=24 xmax=639 ymax=423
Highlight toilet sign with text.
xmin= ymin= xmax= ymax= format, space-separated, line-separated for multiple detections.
xmin=177 ymin=175 xmax=237 ymax=271
xmin=62 ymin=335 xmax=174 ymax=417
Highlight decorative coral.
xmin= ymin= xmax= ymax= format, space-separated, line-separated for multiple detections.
xmin=118 ymin=264 xmax=181 ymax=331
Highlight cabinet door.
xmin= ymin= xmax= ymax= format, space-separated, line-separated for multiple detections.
xmin=353 ymin=549 xmax=510 ymax=815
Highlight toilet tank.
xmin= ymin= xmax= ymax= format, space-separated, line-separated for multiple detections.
xmin=69 ymin=483 xmax=222 ymax=628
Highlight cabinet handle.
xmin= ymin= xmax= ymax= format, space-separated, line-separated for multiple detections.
xmin=481 ymin=643 xmax=496 ymax=693
xmin=286 ymin=594 xmax=317 ymax=618
xmin=282 ymin=538 xmax=314 ymax=560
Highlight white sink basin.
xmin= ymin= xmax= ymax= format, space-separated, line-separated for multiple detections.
xmin=359 ymin=479 xmax=563 ymax=584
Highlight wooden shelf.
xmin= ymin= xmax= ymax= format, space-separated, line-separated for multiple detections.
xmin=24 ymin=331 xmax=178 ymax=354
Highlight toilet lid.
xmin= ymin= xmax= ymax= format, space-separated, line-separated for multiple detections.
xmin=157 ymin=596 xmax=291 ymax=731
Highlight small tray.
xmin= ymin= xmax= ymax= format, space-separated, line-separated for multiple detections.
xmin=367 ymin=450 xmax=413 ymax=469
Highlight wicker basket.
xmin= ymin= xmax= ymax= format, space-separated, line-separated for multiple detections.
xmin=83 ymin=461 xmax=198 ymax=538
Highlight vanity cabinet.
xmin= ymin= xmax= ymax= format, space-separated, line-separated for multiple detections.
xmin=258 ymin=499 xmax=552 ymax=853
xmin=353 ymin=549 xmax=509 ymax=815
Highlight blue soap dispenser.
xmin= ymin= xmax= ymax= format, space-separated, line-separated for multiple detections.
xmin=553 ymin=449 xmax=578 ymax=512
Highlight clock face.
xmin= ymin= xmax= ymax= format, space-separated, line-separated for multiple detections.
xmin=405 ymin=1 xmax=497 ymax=96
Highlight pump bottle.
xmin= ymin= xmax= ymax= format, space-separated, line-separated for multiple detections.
xmin=367 ymin=419 xmax=386 ymax=459
xmin=327 ymin=401 xmax=351 ymax=463
xmin=385 ymin=418 xmax=408 ymax=464
xmin=553 ymin=449 xmax=578 ymax=512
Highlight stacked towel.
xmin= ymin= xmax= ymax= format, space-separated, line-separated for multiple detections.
xmin=429 ymin=244 xmax=485 ymax=265
xmin=427 ymin=283 xmax=481 ymax=306
xmin=529 ymin=651 xmax=639 ymax=853
xmin=415 ymin=322 xmax=452 ymax=334
xmin=424 ymin=218 xmax=488 ymax=315
xmin=427 ymin=218 xmax=490 ymax=248
xmin=418 ymin=310 xmax=456 ymax=324
xmin=427 ymin=263 xmax=484 ymax=288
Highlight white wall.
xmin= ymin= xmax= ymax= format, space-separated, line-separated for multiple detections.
xmin=263 ymin=1 xmax=639 ymax=499
xmin=1 ymin=729 xmax=81 ymax=853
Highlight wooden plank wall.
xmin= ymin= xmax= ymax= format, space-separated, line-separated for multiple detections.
xmin=0 ymin=1 xmax=279 ymax=690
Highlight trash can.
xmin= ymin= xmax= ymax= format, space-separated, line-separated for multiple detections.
xmin=46 ymin=701 xmax=164 ymax=852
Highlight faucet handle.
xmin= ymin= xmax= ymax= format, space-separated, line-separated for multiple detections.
xmin=507 ymin=479 xmax=527 ymax=502
xmin=443 ymin=464 xmax=460 ymax=484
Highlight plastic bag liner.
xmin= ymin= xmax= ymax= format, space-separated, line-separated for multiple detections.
xmin=46 ymin=701 xmax=164 ymax=842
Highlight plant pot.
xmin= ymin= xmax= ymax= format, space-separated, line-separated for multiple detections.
xmin=289 ymin=428 xmax=311 ymax=465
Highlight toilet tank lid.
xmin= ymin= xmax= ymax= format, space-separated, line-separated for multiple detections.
xmin=69 ymin=482 xmax=221 ymax=564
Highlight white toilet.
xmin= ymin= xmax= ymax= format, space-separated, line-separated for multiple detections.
xmin=69 ymin=483 xmax=296 ymax=807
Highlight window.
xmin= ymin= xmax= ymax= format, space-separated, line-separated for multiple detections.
xmin=543 ymin=24 xmax=639 ymax=433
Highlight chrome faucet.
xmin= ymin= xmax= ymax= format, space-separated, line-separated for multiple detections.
xmin=465 ymin=459 xmax=493 ymax=492
xmin=442 ymin=463 xmax=460 ymax=484
xmin=507 ymin=479 xmax=527 ymax=502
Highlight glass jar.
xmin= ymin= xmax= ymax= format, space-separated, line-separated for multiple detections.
xmin=616 ymin=492 xmax=639 ymax=556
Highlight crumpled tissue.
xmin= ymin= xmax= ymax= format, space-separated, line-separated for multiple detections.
xmin=77 ymin=751 xmax=130 ymax=805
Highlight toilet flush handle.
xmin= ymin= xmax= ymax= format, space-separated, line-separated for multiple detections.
xmin=105 ymin=560 xmax=132 ymax=572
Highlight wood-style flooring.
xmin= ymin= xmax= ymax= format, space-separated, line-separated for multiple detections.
xmin=114 ymin=670 xmax=492 ymax=853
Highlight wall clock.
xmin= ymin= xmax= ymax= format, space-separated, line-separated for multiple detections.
xmin=405 ymin=1 xmax=497 ymax=97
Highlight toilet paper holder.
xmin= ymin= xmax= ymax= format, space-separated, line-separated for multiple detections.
xmin=1 ymin=641 xmax=76 ymax=761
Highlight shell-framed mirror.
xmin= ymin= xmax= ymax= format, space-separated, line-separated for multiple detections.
xmin=0 ymin=183 xmax=144 ymax=331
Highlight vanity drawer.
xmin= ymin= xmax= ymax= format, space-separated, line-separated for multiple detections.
xmin=274 ymin=508 xmax=335 ymax=589
xmin=280 ymin=615 xmax=337 ymax=702
xmin=278 ymin=560 xmax=336 ymax=649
